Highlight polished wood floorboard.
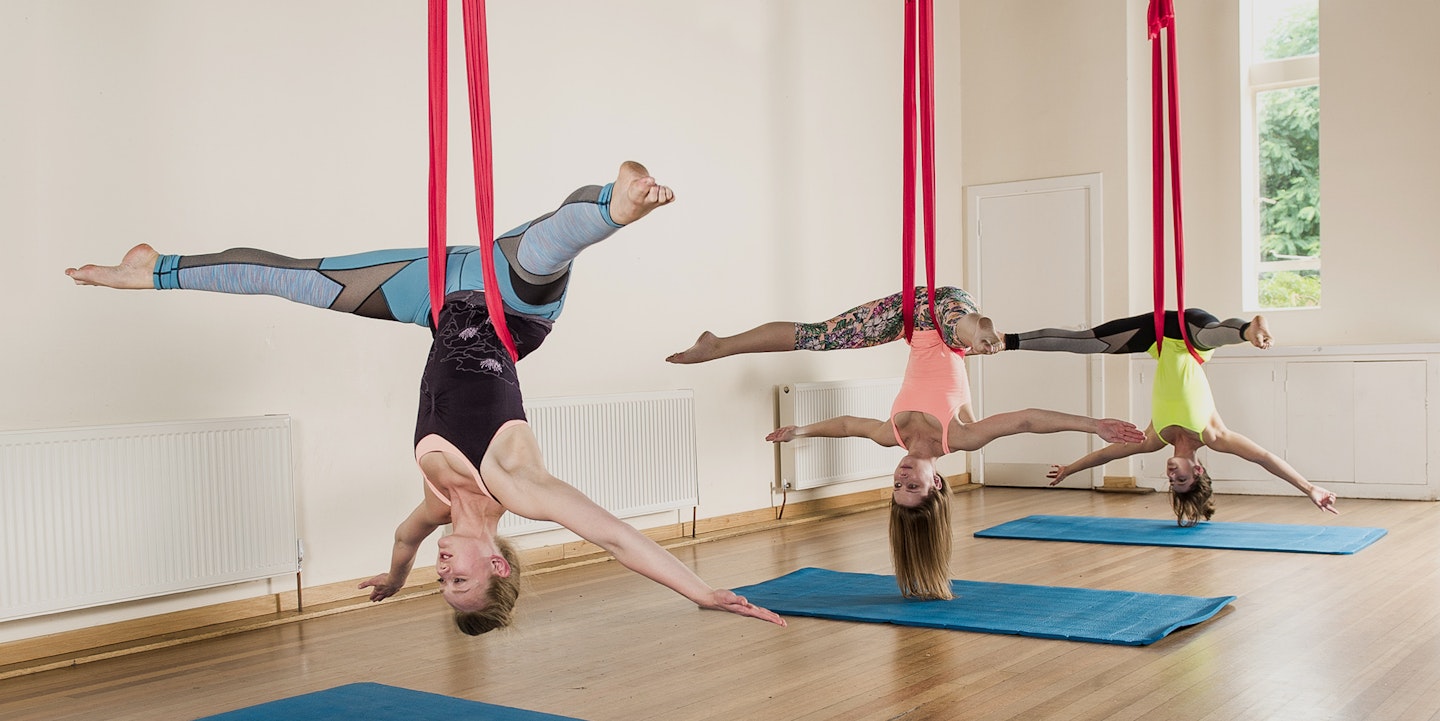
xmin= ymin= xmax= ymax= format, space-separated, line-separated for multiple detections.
xmin=3 ymin=487 xmax=1439 ymax=721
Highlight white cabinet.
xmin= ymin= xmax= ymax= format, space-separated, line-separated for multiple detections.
xmin=1132 ymin=345 xmax=1439 ymax=501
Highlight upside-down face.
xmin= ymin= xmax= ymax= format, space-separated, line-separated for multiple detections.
xmin=893 ymin=455 xmax=944 ymax=508
xmin=436 ymin=533 xmax=511 ymax=612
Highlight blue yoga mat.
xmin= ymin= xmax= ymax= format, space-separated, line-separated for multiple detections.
xmin=198 ymin=683 xmax=583 ymax=721
xmin=974 ymin=514 xmax=1386 ymax=554
xmin=731 ymin=567 xmax=1234 ymax=646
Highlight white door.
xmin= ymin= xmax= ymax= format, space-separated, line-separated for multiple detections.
xmin=965 ymin=175 xmax=1103 ymax=487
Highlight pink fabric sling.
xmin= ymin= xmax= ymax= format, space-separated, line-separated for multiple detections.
xmin=899 ymin=0 xmax=957 ymax=352
xmin=1149 ymin=0 xmax=1203 ymax=365
xmin=426 ymin=0 xmax=518 ymax=361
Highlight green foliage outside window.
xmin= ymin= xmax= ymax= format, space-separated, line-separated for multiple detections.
xmin=1256 ymin=5 xmax=1320 ymax=308
xmin=1259 ymin=271 xmax=1321 ymax=308
xmin=1258 ymin=85 xmax=1319 ymax=263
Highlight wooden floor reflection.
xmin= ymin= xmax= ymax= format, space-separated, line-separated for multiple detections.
xmin=3 ymin=487 xmax=1438 ymax=721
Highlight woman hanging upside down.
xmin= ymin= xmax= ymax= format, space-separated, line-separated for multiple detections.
xmin=1004 ymin=309 xmax=1339 ymax=525
xmin=668 ymin=290 xmax=1145 ymax=600
xmin=67 ymin=161 xmax=785 ymax=634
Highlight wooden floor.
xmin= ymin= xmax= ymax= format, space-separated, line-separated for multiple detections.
xmin=4 ymin=487 xmax=1440 ymax=721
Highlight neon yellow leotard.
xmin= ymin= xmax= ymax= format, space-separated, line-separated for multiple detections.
xmin=1148 ymin=337 xmax=1216 ymax=442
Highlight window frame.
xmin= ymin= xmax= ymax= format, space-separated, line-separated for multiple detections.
xmin=1239 ymin=4 xmax=1320 ymax=311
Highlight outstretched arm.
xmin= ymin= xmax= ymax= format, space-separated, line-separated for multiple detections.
xmin=949 ymin=409 xmax=1146 ymax=452
xmin=485 ymin=427 xmax=787 ymax=626
xmin=766 ymin=415 xmax=895 ymax=446
xmin=1208 ymin=427 xmax=1337 ymax=513
xmin=359 ymin=502 xmax=443 ymax=602
xmin=1048 ymin=425 xmax=1166 ymax=485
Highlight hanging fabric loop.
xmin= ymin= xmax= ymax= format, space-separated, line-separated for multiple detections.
xmin=461 ymin=0 xmax=517 ymax=361
xmin=900 ymin=0 xmax=957 ymax=352
xmin=1148 ymin=0 xmax=1204 ymax=364
xmin=426 ymin=0 xmax=447 ymax=330
xmin=901 ymin=0 xmax=918 ymax=342
xmin=426 ymin=0 xmax=518 ymax=361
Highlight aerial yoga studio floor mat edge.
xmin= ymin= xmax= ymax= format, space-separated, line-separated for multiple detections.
xmin=196 ymin=682 xmax=584 ymax=721
xmin=731 ymin=567 xmax=1235 ymax=646
xmin=973 ymin=514 xmax=1387 ymax=554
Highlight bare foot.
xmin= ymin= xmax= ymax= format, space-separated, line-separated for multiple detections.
xmin=666 ymin=332 xmax=721 ymax=364
xmin=954 ymin=314 xmax=1003 ymax=354
xmin=1245 ymin=315 xmax=1272 ymax=349
xmin=971 ymin=316 xmax=1003 ymax=354
xmin=65 ymin=244 xmax=160 ymax=289
xmin=608 ymin=161 xmax=675 ymax=225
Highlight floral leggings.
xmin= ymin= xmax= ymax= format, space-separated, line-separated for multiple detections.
xmin=794 ymin=286 xmax=979 ymax=351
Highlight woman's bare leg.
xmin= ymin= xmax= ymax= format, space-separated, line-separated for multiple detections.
xmin=667 ymin=286 xmax=1000 ymax=364
xmin=66 ymin=161 xmax=675 ymax=326
xmin=66 ymin=243 xmax=160 ymax=289
xmin=666 ymin=293 xmax=904 ymax=365
xmin=666 ymin=322 xmax=797 ymax=364
xmin=67 ymin=161 xmax=670 ymax=291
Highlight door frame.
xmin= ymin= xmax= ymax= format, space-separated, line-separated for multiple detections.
xmin=964 ymin=173 xmax=1105 ymax=485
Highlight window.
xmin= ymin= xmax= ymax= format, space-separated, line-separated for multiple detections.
xmin=1241 ymin=0 xmax=1320 ymax=310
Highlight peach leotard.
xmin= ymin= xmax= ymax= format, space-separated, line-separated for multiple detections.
xmin=889 ymin=329 xmax=970 ymax=451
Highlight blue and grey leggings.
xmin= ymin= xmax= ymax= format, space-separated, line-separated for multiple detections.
xmin=151 ymin=183 xmax=624 ymax=326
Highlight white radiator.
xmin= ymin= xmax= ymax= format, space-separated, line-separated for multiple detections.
xmin=0 ymin=416 xmax=298 ymax=622
xmin=776 ymin=378 xmax=904 ymax=490
xmin=500 ymin=390 xmax=700 ymax=536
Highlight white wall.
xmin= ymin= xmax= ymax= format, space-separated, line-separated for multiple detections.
xmin=957 ymin=0 xmax=1137 ymax=436
xmin=1 ymin=0 xmax=958 ymax=640
xmin=1136 ymin=0 xmax=1440 ymax=345
xmin=956 ymin=0 xmax=1440 ymax=422
xmin=7 ymin=0 xmax=1437 ymax=641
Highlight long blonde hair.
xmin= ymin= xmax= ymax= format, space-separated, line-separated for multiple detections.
xmin=453 ymin=537 xmax=522 ymax=636
xmin=888 ymin=476 xmax=954 ymax=600
xmin=1170 ymin=467 xmax=1215 ymax=527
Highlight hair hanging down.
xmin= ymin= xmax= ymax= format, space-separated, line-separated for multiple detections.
xmin=453 ymin=537 xmax=522 ymax=636
xmin=888 ymin=476 xmax=954 ymax=600
xmin=1171 ymin=467 xmax=1216 ymax=527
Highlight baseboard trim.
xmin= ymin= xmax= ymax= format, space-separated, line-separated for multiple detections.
xmin=1095 ymin=475 xmax=1156 ymax=494
xmin=0 ymin=483 xmax=917 ymax=677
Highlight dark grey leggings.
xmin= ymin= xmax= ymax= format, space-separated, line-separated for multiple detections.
xmin=1005 ymin=309 xmax=1250 ymax=354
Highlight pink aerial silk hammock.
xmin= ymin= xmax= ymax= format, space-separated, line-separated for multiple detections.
xmin=1149 ymin=0 xmax=1204 ymax=364
xmin=426 ymin=0 xmax=518 ymax=361
xmin=898 ymin=0 xmax=959 ymax=354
